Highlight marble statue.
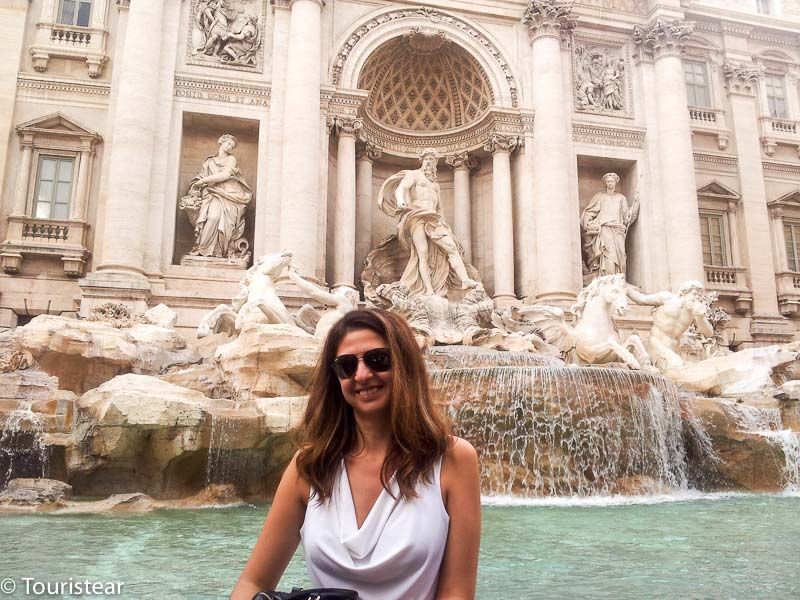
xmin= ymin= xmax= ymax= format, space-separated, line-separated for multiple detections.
xmin=575 ymin=45 xmax=626 ymax=112
xmin=288 ymin=270 xmax=358 ymax=339
xmin=197 ymin=251 xmax=294 ymax=338
xmin=179 ymin=134 xmax=253 ymax=262
xmin=522 ymin=274 xmax=653 ymax=370
xmin=626 ymin=280 xmax=714 ymax=372
xmin=580 ymin=173 xmax=639 ymax=278
xmin=192 ymin=0 xmax=262 ymax=67
xmin=377 ymin=148 xmax=479 ymax=297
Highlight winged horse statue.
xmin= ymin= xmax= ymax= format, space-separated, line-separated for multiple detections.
xmin=520 ymin=274 xmax=654 ymax=371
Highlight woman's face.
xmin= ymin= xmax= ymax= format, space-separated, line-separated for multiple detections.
xmin=334 ymin=328 xmax=393 ymax=420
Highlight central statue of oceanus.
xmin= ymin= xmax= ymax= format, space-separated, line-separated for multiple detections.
xmin=377 ymin=148 xmax=478 ymax=297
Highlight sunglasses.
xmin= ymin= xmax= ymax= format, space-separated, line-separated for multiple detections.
xmin=331 ymin=348 xmax=392 ymax=379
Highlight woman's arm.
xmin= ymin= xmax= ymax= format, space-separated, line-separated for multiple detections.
xmin=436 ymin=437 xmax=481 ymax=600
xmin=230 ymin=453 xmax=309 ymax=600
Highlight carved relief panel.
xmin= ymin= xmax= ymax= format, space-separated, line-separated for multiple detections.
xmin=187 ymin=0 xmax=267 ymax=72
xmin=572 ymin=37 xmax=633 ymax=118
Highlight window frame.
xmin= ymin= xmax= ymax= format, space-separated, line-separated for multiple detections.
xmin=784 ymin=221 xmax=800 ymax=273
xmin=764 ymin=73 xmax=789 ymax=119
xmin=57 ymin=0 xmax=93 ymax=28
xmin=756 ymin=0 xmax=771 ymax=16
xmin=699 ymin=210 xmax=730 ymax=267
xmin=683 ymin=59 xmax=712 ymax=108
xmin=31 ymin=154 xmax=76 ymax=221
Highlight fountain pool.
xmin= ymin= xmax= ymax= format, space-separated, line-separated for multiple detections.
xmin=0 ymin=494 xmax=798 ymax=599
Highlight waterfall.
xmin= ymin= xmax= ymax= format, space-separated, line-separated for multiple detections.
xmin=723 ymin=401 xmax=800 ymax=491
xmin=431 ymin=362 xmax=688 ymax=497
xmin=0 ymin=402 xmax=49 ymax=490
xmin=204 ymin=413 xmax=245 ymax=489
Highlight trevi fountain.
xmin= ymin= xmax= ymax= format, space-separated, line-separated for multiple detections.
xmin=1 ymin=0 xmax=799 ymax=598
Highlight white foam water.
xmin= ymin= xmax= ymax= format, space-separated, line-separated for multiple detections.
xmin=481 ymin=490 xmax=758 ymax=508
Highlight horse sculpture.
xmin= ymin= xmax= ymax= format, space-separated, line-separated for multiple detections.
xmin=520 ymin=274 xmax=653 ymax=370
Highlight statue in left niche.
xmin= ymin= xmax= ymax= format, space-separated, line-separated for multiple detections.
xmin=192 ymin=0 xmax=262 ymax=67
xmin=179 ymin=134 xmax=253 ymax=265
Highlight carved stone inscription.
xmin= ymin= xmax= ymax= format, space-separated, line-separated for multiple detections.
xmin=573 ymin=43 xmax=628 ymax=115
xmin=188 ymin=0 xmax=266 ymax=71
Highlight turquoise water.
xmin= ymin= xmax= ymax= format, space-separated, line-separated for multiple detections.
xmin=1 ymin=494 xmax=798 ymax=599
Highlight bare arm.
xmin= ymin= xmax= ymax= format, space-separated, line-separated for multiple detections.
xmin=436 ymin=437 xmax=481 ymax=600
xmin=394 ymin=172 xmax=415 ymax=209
xmin=230 ymin=453 xmax=309 ymax=600
xmin=626 ymin=284 xmax=669 ymax=307
xmin=287 ymin=270 xmax=338 ymax=307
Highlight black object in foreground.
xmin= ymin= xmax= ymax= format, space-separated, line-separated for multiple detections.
xmin=253 ymin=588 xmax=358 ymax=600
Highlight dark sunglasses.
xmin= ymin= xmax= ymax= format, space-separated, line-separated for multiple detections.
xmin=331 ymin=348 xmax=392 ymax=379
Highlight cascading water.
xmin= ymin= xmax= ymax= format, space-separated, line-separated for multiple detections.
xmin=205 ymin=413 xmax=245 ymax=489
xmin=0 ymin=401 xmax=49 ymax=490
xmin=722 ymin=401 xmax=800 ymax=491
xmin=429 ymin=348 xmax=689 ymax=497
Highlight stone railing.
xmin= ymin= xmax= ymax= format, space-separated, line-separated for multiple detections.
xmin=31 ymin=22 xmax=108 ymax=77
xmin=759 ymin=117 xmax=800 ymax=156
xmin=704 ymin=265 xmax=746 ymax=289
xmin=22 ymin=220 xmax=70 ymax=243
xmin=688 ymin=106 xmax=729 ymax=150
xmin=776 ymin=271 xmax=800 ymax=318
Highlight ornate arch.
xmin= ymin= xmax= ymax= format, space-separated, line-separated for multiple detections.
xmin=330 ymin=6 xmax=520 ymax=109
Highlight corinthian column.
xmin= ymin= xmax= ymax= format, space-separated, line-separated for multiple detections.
xmin=523 ymin=0 xmax=581 ymax=303
xmin=722 ymin=63 xmax=782 ymax=324
xmin=633 ymin=19 xmax=703 ymax=287
xmin=278 ymin=0 xmax=324 ymax=278
xmin=95 ymin=0 xmax=164 ymax=279
xmin=445 ymin=152 xmax=477 ymax=264
xmin=484 ymin=135 xmax=519 ymax=306
xmin=356 ymin=142 xmax=380 ymax=283
xmin=330 ymin=115 xmax=361 ymax=291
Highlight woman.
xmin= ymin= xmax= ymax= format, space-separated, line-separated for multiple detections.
xmin=231 ymin=309 xmax=481 ymax=600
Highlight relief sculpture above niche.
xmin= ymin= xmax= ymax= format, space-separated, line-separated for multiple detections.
xmin=188 ymin=0 xmax=266 ymax=71
xmin=573 ymin=40 xmax=631 ymax=117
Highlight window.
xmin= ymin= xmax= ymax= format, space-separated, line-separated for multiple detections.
xmin=683 ymin=61 xmax=710 ymax=107
xmin=784 ymin=222 xmax=800 ymax=272
xmin=58 ymin=0 xmax=92 ymax=27
xmin=756 ymin=0 xmax=771 ymax=15
xmin=33 ymin=156 xmax=73 ymax=220
xmin=700 ymin=213 xmax=728 ymax=266
xmin=765 ymin=74 xmax=788 ymax=119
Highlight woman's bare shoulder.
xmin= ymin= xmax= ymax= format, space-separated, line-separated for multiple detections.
xmin=284 ymin=449 xmax=312 ymax=504
xmin=444 ymin=436 xmax=479 ymax=470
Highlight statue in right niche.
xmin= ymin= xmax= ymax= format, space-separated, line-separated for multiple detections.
xmin=580 ymin=172 xmax=639 ymax=279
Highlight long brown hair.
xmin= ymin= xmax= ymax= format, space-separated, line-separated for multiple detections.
xmin=295 ymin=308 xmax=450 ymax=501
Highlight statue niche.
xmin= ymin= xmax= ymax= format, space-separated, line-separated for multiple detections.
xmin=179 ymin=133 xmax=253 ymax=268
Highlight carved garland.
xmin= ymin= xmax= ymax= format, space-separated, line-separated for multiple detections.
xmin=331 ymin=7 xmax=519 ymax=108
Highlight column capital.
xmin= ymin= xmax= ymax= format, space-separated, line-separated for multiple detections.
xmin=633 ymin=19 xmax=693 ymax=61
xmin=289 ymin=0 xmax=325 ymax=8
xmin=522 ymin=0 xmax=575 ymax=42
xmin=115 ymin=0 xmax=130 ymax=10
xmin=270 ymin=0 xmax=292 ymax=9
xmin=356 ymin=141 xmax=381 ymax=162
xmin=327 ymin=115 xmax=363 ymax=137
xmin=483 ymin=134 xmax=520 ymax=155
xmin=445 ymin=152 xmax=479 ymax=171
xmin=721 ymin=62 xmax=762 ymax=96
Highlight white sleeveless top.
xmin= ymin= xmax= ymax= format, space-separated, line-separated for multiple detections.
xmin=300 ymin=458 xmax=450 ymax=600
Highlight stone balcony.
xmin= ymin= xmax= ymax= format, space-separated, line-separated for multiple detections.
xmin=759 ymin=117 xmax=800 ymax=157
xmin=0 ymin=216 xmax=90 ymax=277
xmin=775 ymin=271 xmax=800 ymax=318
xmin=703 ymin=265 xmax=753 ymax=314
xmin=30 ymin=22 xmax=108 ymax=78
xmin=688 ymin=106 xmax=730 ymax=151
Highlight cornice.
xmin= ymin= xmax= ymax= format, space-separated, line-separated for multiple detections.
xmin=572 ymin=122 xmax=645 ymax=148
xmin=693 ymin=152 xmax=739 ymax=172
xmin=174 ymin=74 xmax=270 ymax=107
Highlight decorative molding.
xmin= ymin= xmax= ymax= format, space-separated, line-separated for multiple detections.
xmin=186 ymin=0 xmax=267 ymax=73
xmin=721 ymin=62 xmax=762 ymax=95
xmin=356 ymin=142 xmax=382 ymax=162
xmin=763 ymin=161 xmax=800 ymax=176
xmin=633 ymin=19 xmax=694 ymax=60
xmin=116 ymin=0 xmax=130 ymax=8
xmin=330 ymin=6 xmax=519 ymax=108
xmin=693 ymin=152 xmax=739 ymax=173
xmin=483 ymin=134 xmax=520 ymax=154
xmin=572 ymin=37 xmax=633 ymax=119
xmin=327 ymin=115 xmax=363 ymax=136
xmin=174 ymin=74 xmax=270 ymax=107
xmin=522 ymin=0 xmax=576 ymax=42
xmin=17 ymin=75 xmax=111 ymax=102
xmin=574 ymin=0 xmax=645 ymax=14
xmin=719 ymin=21 xmax=752 ymax=37
xmin=571 ymin=123 xmax=645 ymax=148
xmin=445 ymin=152 xmax=479 ymax=171
xmin=359 ymin=107 xmax=527 ymax=158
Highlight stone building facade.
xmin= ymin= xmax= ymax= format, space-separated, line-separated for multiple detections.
xmin=0 ymin=0 xmax=799 ymax=346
